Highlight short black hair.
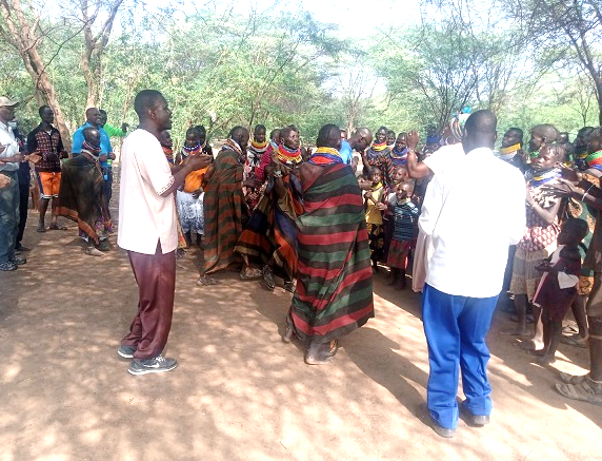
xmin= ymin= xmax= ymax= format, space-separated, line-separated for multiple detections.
xmin=254 ymin=124 xmax=266 ymax=132
xmin=280 ymin=125 xmax=299 ymax=140
xmin=134 ymin=90 xmax=164 ymax=119
xmin=564 ymin=218 xmax=589 ymax=240
xmin=38 ymin=105 xmax=51 ymax=117
xmin=228 ymin=126 xmax=247 ymax=139
xmin=316 ymin=124 xmax=340 ymax=148
xmin=82 ymin=126 xmax=99 ymax=143
xmin=506 ymin=127 xmax=523 ymax=141
xmin=186 ymin=126 xmax=199 ymax=138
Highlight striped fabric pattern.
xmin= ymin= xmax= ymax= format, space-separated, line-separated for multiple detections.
xmin=201 ymin=149 xmax=246 ymax=275
xmin=235 ymin=174 xmax=303 ymax=280
xmin=289 ymin=162 xmax=374 ymax=344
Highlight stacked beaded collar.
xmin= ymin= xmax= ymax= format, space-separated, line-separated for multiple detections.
xmin=277 ymin=143 xmax=302 ymax=165
xmin=308 ymin=147 xmax=342 ymax=166
xmin=586 ymin=150 xmax=602 ymax=172
xmin=250 ymin=139 xmax=269 ymax=153
xmin=526 ymin=167 xmax=561 ymax=188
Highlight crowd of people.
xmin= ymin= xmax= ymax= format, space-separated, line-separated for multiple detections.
xmin=1 ymin=90 xmax=602 ymax=438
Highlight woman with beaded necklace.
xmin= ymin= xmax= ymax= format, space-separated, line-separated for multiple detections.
xmin=235 ymin=125 xmax=303 ymax=292
xmin=361 ymin=126 xmax=390 ymax=176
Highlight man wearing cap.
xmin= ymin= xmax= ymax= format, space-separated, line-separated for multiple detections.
xmin=0 ymin=96 xmax=27 ymax=271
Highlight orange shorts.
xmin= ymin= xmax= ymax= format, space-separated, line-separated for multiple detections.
xmin=37 ymin=171 xmax=61 ymax=198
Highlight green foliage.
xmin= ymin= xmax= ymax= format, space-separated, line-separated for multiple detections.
xmin=1 ymin=0 xmax=601 ymax=148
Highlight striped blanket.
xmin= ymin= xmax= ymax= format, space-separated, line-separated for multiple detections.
xmin=201 ymin=148 xmax=246 ymax=274
xmin=235 ymin=173 xmax=303 ymax=280
xmin=288 ymin=162 xmax=374 ymax=344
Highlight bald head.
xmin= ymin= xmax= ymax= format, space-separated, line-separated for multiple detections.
xmin=85 ymin=107 xmax=102 ymax=127
xmin=462 ymin=110 xmax=497 ymax=153
xmin=348 ymin=127 xmax=373 ymax=152
xmin=316 ymin=124 xmax=342 ymax=150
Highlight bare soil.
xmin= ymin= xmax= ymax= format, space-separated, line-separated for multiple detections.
xmin=1 ymin=172 xmax=601 ymax=461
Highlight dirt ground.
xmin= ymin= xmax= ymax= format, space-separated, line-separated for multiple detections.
xmin=1 ymin=171 xmax=602 ymax=461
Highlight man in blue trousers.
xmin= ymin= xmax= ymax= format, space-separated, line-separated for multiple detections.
xmin=418 ymin=110 xmax=526 ymax=438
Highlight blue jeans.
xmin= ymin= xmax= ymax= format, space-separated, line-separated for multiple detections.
xmin=422 ymin=283 xmax=499 ymax=429
xmin=0 ymin=171 xmax=20 ymax=263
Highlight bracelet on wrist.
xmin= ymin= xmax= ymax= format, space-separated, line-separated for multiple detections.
xmin=582 ymin=185 xmax=594 ymax=202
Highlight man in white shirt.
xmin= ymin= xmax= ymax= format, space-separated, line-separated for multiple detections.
xmin=0 ymin=96 xmax=27 ymax=271
xmin=117 ymin=90 xmax=212 ymax=376
xmin=418 ymin=110 xmax=526 ymax=437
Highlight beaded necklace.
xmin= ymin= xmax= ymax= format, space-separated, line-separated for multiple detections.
xmin=586 ymin=150 xmax=602 ymax=172
xmin=526 ymin=167 xmax=561 ymax=188
xmin=390 ymin=147 xmax=408 ymax=166
xmin=277 ymin=143 xmax=302 ymax=165
xmin=308 ymin=147 xmax=342 ymax=166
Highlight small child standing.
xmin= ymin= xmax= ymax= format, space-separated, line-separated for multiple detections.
xmin=364 ymin=167 xmax=386 ymax=271
xmin=386 ymin=179 xmax=420 ymax=289
xmin=531 ymin=218 xmax=589 ymax=365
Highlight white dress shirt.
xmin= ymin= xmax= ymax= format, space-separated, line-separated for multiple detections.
xmin=118 ymin=129 xmax=177 ymax=255
xmin=419 ymin=147 xmax=526 ymax=298
xmin=423 ymin=143 xmax=465 ymax=176
xmin=0 ymin=120 xmax=19 ymax=172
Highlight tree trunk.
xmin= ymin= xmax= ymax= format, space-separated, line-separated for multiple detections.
xmin=0 ymin=1 xmax=72 ymax=152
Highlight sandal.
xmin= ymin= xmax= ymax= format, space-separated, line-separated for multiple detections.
xmin=196 ymin=275 xmax=221 ymax=286
xmin=240 ymin=267 xmax=262 ymax=281
xmin=281 ymin=325 xmax=294 ymax=343
xmin=49 ymin=223 xmax=68 ymax=231
xmin=283 ymin=280 xmax=295 ymax=293
xmin=555 ymin=377 xmax=602 ymax=406
xmin=85 ymin=246 xmax=104 ymax=257
xmin=37 ymin=224 xmax=46 ymax=233
xmin=261 ymin=266 xmax=275 ymax=290
xmin=559 ymin=372 xmax=590 ymax=385
xmin=560 ymin=334 xmax=588 ymax=348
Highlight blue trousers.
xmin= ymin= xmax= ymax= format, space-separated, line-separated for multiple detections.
xmin=422 ymin=283 xmax=498 ymax=429
xmin=0 ymin=171 xmax=19 ymax=264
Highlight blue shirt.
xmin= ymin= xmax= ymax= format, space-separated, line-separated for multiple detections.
xmin=339 ymin=139 xmax=353 ymax=165
xmin=72 ymin=122 xmax=113 ymax=169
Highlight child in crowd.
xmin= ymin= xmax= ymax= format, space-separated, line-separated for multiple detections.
xmin=531 ymin=218 xmax=588 ymax=364
xmin=386 ymin=178 xmax=419 ymax=290
xmin=505 ymin=143 xmax=566 ymax=338
xmin=383 ymin=165 xmax=407 ymax=262
xmin=176 ymin=127 xmax=208 ymax=248
xmin=364 ymin=167 xmax=386 ymax=271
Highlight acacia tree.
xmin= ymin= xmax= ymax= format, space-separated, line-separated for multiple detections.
xmin=502 ymin=0 xmax=602 ymax=123
xmin=71 ymin=0 xmax=126 ymax=108
xmin=0 ymin=0 xmax=74 ymax=146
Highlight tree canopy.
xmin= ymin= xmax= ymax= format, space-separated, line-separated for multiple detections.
xmin=1 ymin=0 xmax=600 ymax=148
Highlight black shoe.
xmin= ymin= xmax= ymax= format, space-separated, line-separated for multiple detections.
xmin=15 ymin=244 xmax=30 ymax=252
xmin=128 ymin=354 xmax=178 ymax=376
xmin=11 ymin=255 xmax=26 ymax=265
xmin=117 ymin=345 xmax=136 ymax=359
xmin=98 ymin=239 xmax=111 ymax=252
xmin=460 ymin=403 xmax=490 ymax=427
xmin=0 ymin=261 xmax=17 ymax=271
xmin=427 ymin=414 xmax=456 ymax=438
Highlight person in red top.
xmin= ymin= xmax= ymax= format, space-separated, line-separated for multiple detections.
xmin=27 ymin=106 xmax=68 ymax=232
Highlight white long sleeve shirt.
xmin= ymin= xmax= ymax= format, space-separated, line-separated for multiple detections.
xmin=419 ymin=147 xmax=526 ymax=298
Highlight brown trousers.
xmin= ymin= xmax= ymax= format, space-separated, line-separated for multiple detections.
xmin=122 ymin=242 xmax=176 ymax=360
